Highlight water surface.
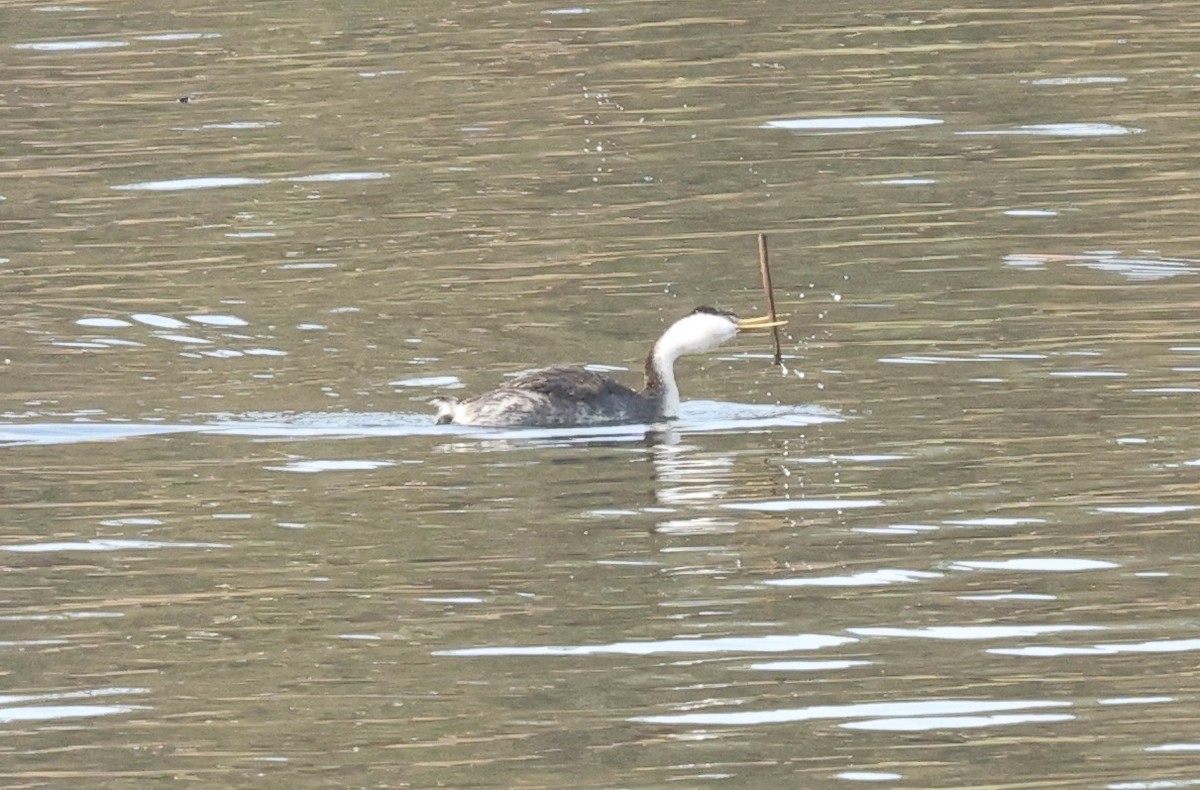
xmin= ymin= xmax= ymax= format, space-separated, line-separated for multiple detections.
xmin=3 ymin=0 xmax=1200 ymax=787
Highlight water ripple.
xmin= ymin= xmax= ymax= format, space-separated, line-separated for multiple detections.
xmin=264 ymin=459 xmax=397 ymax=474
xmin=14 ymin=39 xmax=128 ymax=51
xmin=849 ymin=624 xmax=1104 ymax=640
xmin=750 ymin=660 xmax=871 ymax=672
xmin=631 ymin=697 xmax=1070 ymax=726
xmin=761 ymin=116 xmax=944 ymax=131
xmin=0 ymin=687 xmax=150 ymax=724
xmin=843 ymin=712 xmax=1074 ymax=731
xmin=435 ymin=632 xmax=855 ymax=657
xmin=952 ymin=558 xmax=1119 ymax=572
xmin=766 ymin=568 xmax=941 ymax=587
xmin=991 ymin=638 xmax=1200 ymax=657
xmin=1005 ymin=252 xmax=1199 ymax=281
xmin=723 ymin=498 xmax=885 ymax=512
xmin=1 ymin=538 xmax=229 ymax=553
xmin=958 ymin=122 xmax=1143 ymax=136
xmin=113 ymin=176 xmax=270 ymax=191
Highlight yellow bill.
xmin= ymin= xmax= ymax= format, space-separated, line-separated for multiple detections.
xmin=737 ymin=314 xmax=788 ymax=331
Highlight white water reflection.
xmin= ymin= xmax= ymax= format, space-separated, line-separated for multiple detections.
xmin=1027 ymin=76 xmax=1126 ymax=85
xmin=1099 ymin=697 xmax=1174 ymax=706
xmin=766 ymin=568 xmax=941 ymax=587
xmin=862 ymin=177 xmax=938 ymax=186
xmin=113 ymin=176 xmax=270 ymax=191
xmin=130 ymin=313 xmax=189 ymax=329
xmin=1 ymin=538 xmax=229 ymax=552
xmin=855 ymin=523 xmax=938 ymax=535
xmin=953 ymin=558 xmax=1119 ymax=572
xmin=52 ymin=340 xmax=110 ymax=349
xmin=960 ymin=593 xmax=1057 ymax=602
xmin=0 ymin=704 xmax=146 ymax=723
xmin=0 ymin=423 xmax=176 ymax=446
xmin=112 ymin=171 xmax=389 ymax=191
xmin=1049 ymin=370 xmax=1126 ymax=379
xmin=878 ymin=350 xmax=1060 ymax=367
xmin=992 ymin=638 xmax=1200 ymax=657
xmin=631 ymin=697 xmax=1070 ymax=726
xmin=750 ymin=660 xmax=871 ymax=671
xmin=155 ymin=332 xmax=212 ymax=345
xmin=944 ymin=517 xmax=1046 ymax=528
xmin=192 ymin=122 xmax=280 ymax=131
xmin=651 ymin=449 xmax=736 ymax=510
xmin=0 ymin=399 xmax=839 ymax=447
xmin=788 ymin=453 xmax=908 ymax=465
xmin=0 ymin=687 xmax=149 ymax=725
xmin=761 ymin=116 xmax=943 ymax=131
xmin=14 ymin=39 xmax=127 ymax=51
xmin=187 ymin=314 xmax=249 ymax=327
xmin=134 ymin=32 xmax=221 ymax=42
xmin=264 ymin=459 xmax=397 ymax=474
xmin=723 ymin=498 xmax=884 ymax=512
xmin=284 ymin=172 xmax=389 ymax=183
xmin=1004 ymin=252 xmax=1199 ymax=281
xmin=390 ymin=375 xmax=464 ymax=389
xmin=958 ymin=122 xmax=1142 ymax=136
xmin=77 ymin=317 xmax=133 ymax=328
xmin=435 ymin=632 xmax=855 ymax=657
xmin=0 ymin=611 xmax=122 ymax=621
xmin=849 ymin=624 xmax=1104 ymax=640
xmin=843 ymin=712 xmax=1074 ymax=731
xmin=67 ymin=310 xmax=270 ymax=358
xmin=1093 ymin=505 xmax=1200 ymax=515
xmin=1004 ymin=208 xmax=1060 ymax=217
xmin=278 ymin=261 xmax=336 ymax=270
xmin=655 ymin=516 xmax=739 ymax=535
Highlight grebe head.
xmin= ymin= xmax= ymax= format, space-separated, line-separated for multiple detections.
xmin=656 ymin=305 xmax=784 ymax=359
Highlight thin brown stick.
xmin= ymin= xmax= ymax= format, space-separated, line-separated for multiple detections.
xmin=757 ymin=233 xmax=783 ymax=365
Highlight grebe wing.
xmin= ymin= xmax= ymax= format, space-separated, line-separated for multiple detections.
xmin=502 ymin=365 xmax=639 ymax=400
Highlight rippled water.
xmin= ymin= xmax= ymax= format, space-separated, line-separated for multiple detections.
xmin=3 ymin=0 xmax=1200 ymax=787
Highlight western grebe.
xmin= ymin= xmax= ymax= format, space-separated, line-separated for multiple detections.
xmin=432 ymin=306 xmax=786 ymax=427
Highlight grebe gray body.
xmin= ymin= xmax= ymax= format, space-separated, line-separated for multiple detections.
xmin=432 ymin=306 xmax=785 ymax=428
